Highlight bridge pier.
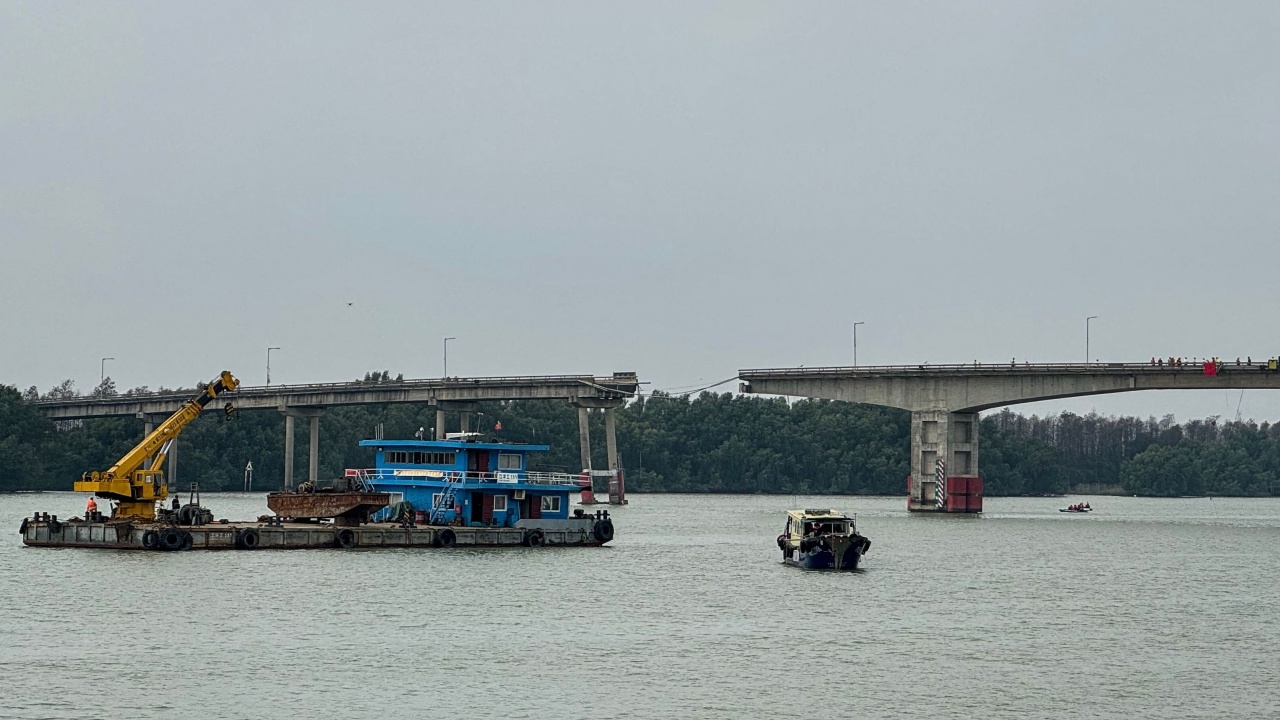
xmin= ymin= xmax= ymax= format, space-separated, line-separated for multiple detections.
xmin=434 ymin=401 xmax=479 ymax=437
xmin=138 ymin=412 xmax=176 ymax=487
xmin=572 ymin=398 xmax=627 ymax=504
xmin=309 ymin=414 xmax=320 ymax=485
xmin=577 ymin=406 xmax=592 ymax=471
xmin=908 ymin=410 xmax=982 ymax=513
xmin=283 ymin=414 xmax=295 ymax=491
xmin=281 ymin=407 xmax=324 ymax=491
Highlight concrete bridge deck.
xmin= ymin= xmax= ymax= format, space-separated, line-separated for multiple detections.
xmin=34 ymin=373 xmax=640 ymax=419
xmin=739 ymin=361 xmax=1280 ymax=413
xmin=739 ymin=360 xmax=1280 ymax=513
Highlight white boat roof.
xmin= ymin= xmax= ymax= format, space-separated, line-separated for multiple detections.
xmin=787 ymin=509 xmax=849 ymax=520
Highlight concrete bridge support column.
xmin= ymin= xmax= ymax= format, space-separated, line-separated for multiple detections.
xmin=309 ymin=415 xmax=320 ymax=485
xmin=577 ymin=406 xmax=592 ymax=472
xmin=435 ymin=401 xmax=478 ymax=438
xmin=908 ymin=410 xmax=982 ymax=513
xmin=604 ymin=407 xmax=626 ymax=505
xmin=139 ymin=412 xmax=176 ymax=488
xmin=572 ymin=397 xmax=627 ymax=503
xmin=283 ymin=414 xmax=296 ymax=491
xmin=281 ymin=408 xmax=324 ymax=491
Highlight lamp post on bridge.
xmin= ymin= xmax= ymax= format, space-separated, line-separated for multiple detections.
xmin=100 ymin=357 xmax=114 ymax=384
xmin=443 ymin=337 xmax=456 ymax=378
xmin=852 ymin=322 xmax=865 ymax=367
xmin=267 ymin=347 xmax=281 ymax=386
xmin=1086 ymin=316 xmax=1098 ymax=365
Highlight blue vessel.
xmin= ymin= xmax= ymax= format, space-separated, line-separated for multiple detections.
xmin=349 ymin=434 xmax=613 ymax=545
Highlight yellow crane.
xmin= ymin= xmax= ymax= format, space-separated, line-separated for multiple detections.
xmin=74 ymin=371 xmax=240 ymax=520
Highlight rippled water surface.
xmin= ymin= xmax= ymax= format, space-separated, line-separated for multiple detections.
xmin=3 ymin=492 xmax=1279 ymax=719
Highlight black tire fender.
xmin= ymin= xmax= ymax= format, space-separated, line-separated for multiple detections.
xmin=236 ymin=527 xmax=261 ymax=550
xmin=159 ymin=527 xmax=184 ymax=551
xmin=179 ymin=530 xmax=193 ymax=551
xmin=335 ymin=528 xmax=357 ymax=549
xmin=18 ymin=518 xmax=29 ymax=535
xmin=524 ymin=529 xmax=546 ymax=547
xmin=593 ymin=519 xmax=614 ymax=543
xmin=141 ymin=529 xmax=160 ymax=550
xmin=776 ymin=534 xmax=787 ymax=549
xmin=48 ymin=519 xmax=62 ymax=535
xmin=435 ymin=528 xmax=456 ymax=548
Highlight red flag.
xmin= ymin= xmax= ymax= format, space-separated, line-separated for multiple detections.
xmin=494 ymin=421 xmax=503 ymax=431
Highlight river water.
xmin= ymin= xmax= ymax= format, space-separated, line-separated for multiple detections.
xmin=2 ymin=492 xmax=1278 ymax=719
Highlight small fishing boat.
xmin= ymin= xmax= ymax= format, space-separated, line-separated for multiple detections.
xmin=777 ymin=509 xmax=870 ymax=571
xmin=1059 ymin=505 xmax=1092 ymax=513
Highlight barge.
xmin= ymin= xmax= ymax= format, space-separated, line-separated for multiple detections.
xmin=19 ymin=511 xmax=613 ymax=550
xmin=19 ymin=369 xmax=614 ymax=551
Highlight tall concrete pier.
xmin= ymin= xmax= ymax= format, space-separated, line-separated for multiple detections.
xmin=740 ymin=361 xmax=1280 ymax=513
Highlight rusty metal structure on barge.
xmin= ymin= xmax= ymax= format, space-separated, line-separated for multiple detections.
xmin=265 ymin=489 xmax=390 ymax=526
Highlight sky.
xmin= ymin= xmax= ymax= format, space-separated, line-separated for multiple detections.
xmin=2 ymin=1 xmax=1278 ymax=422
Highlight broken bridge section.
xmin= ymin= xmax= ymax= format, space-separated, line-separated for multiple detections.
xmin=36 ymin=373 xmax=641 ymax=505
xmin=739 ymin=361 xmax=1280 ymax=513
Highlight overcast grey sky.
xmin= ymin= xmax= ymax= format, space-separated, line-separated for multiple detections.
xmin=2 ymin=2 xmax=1278 ymax=421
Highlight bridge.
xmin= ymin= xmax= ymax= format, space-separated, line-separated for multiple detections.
xmin=739 ymin=360 xmax=1280 ymax=513
xmin=35 ymin=373 xmax=640 ymax=501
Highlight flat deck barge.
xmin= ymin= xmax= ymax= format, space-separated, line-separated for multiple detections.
xmin=19 ymin=514 xmax=613 ymax=551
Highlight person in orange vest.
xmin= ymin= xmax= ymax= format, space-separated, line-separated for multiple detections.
xmin=85 ymin=496 xmax=97 ymax=519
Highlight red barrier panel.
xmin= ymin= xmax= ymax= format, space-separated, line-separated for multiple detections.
xmin=967 ymin=476 xmax=983 ymax=496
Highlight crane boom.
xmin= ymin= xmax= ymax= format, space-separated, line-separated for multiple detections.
xmin=74 ymin=371 xmax=239 ymax=519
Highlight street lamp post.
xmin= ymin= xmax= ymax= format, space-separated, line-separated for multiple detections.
xmin=852 ymin=322 xmax=865 ymax=367
xmin=266 ymin=347 xmax=281 ymax=386
xmin=100 ymin=357 xmax=114 ymax=383
xmin=443 ymin=337 xmax=456 ymax=378
xmin=1086 ymin=316 xmax=1098 ymax=365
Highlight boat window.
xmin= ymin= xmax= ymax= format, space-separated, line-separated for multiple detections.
xmin=492 ymin=495 xmax=508 ymax=512
xmin=498 ymin=453 xmax=522 ymax=470
xmin=540 ymin=495 xmax=561 ymax=513
xmin=389 ymin=450 xmax=455 ymax=465
xmin=431 ymin=493 xmax=445 ymax=509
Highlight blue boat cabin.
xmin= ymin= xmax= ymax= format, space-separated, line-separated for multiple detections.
xmin=356 ymin=438 xmax=578 ymax=526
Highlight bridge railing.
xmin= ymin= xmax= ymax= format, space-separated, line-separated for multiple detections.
xmin=31 ymin=373 xmax=640 ymax=407
xmin=739 ymin=360 xmax=1279 ymax=376
xmin=353 ymin=468 xmax=580 ymax=487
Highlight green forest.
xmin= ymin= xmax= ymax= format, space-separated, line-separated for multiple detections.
xmin=3 ymin=373 xmax=1280 ymax=497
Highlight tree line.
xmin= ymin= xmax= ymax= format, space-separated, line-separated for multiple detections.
xmin=2 ymin=373 xmax=1279 ymax=497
